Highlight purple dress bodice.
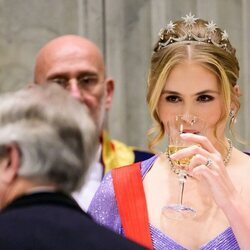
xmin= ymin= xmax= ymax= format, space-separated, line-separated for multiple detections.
xmin=88 ymin=156 xmax=240 ymax=249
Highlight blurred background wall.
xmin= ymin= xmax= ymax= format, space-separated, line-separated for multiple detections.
xmin=0 ymin=0 xmax=249 ymax=151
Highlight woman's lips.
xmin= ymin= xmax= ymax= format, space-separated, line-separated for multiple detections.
xmin=182 ymin=129 xmax=199 ymax=134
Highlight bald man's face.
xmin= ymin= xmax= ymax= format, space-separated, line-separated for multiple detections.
xmin=35 ymin=40 xmax=114 ymax=132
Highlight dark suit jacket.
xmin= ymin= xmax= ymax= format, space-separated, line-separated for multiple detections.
xmin=134 ymin=149 xmax=154 ymax=162
xmin=0 ymin=192 xmax=144 ymax=250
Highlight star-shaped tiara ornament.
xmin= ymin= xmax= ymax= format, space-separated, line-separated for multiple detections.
xmin=221 ymin=30 xmax=229 ymax=41
xmin=166 ymin=20 xmax=176 ymax=34
xmin=158 ymin=28 xmax=166 ymax=40
xmin=182 ymin=13 xmax=198 ymax=27
xmin=205 ymin=21 xmax=217 ymax=33
xmin=155 ymin=13 xmax=232 ymax=55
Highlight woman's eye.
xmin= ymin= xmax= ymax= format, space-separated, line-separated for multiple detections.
xmin=165 ymin=95 xmax=181 ymax=103
xmin=197 ymin=95 xmax=214 ymax=102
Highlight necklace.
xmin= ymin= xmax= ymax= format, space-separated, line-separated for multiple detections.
xmin=223 ymin=138 xmax=233 ymax=166
xmin=166 ymin=138 xmax=233 ymax=175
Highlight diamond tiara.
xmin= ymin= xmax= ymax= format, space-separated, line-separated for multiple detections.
xmin=155 ymin=13 xmax=233 ymax=55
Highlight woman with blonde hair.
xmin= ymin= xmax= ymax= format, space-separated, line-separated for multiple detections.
xmin=89 ymin=14 xmax=250 ymax=249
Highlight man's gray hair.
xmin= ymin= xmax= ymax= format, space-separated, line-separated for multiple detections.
xmin=0 ymin=84 xmax=98 ymax=193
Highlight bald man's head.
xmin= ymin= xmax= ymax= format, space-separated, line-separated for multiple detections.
xmin=33 ymin=35 xmax=114 ymax=132
xmin=34 ymin=35 xmax=105 ymax=83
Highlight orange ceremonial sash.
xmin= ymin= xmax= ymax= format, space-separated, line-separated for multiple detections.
xmin=112 ymin=162 xmax=153 ymax=249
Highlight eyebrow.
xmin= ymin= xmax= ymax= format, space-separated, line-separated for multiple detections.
xmin=161 ymin=89 xmax=220 ymax=95
xmin=47 ymin=71 xmax=99 ymax=79
xmin=161 ymin=90 xmax=179 ymax=95
xmin=195 ymin=90 xmax=220 ymax=95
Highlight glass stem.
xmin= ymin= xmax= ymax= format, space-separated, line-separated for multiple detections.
xmin=179 ymin=181 xmax=185 ymax=205
xmin=178 ymin=170 xmax=187 ymax=205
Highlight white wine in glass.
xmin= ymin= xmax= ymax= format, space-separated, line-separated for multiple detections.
xmin=168 ymin=145 xmax=193 ymax=167
xmin=162 ymin=114 xmax=205 ymax=220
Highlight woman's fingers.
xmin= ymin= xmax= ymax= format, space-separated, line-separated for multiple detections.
xmin=180 ymin=133 xmax=217 ymax=153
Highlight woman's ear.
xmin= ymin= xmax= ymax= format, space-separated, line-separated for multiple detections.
xmin=0 ymin=145 xmax=20 ymax=184
xmin=230 ymin=84 xmax=241 ymax=111
xmin=233 ymin=84 xmax=241 ymax=97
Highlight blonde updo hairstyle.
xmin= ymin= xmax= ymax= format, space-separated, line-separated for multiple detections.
xmin=147 ymin=19 xmax=240 ymax=151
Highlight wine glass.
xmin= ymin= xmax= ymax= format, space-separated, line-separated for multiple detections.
xmin=162 ymin=114 xmax=205 ymax=220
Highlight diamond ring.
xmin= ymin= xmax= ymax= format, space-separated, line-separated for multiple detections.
xmin=205 ymin=158 xmax=213 ymax=168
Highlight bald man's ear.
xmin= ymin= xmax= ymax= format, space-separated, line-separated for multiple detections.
xmin=0 ymin=145 xmax=20 ymax=184
xmin=104 ymin=77 xmax=115 ymax=111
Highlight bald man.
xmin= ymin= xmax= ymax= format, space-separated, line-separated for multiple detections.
xmin=34 ymin=35 xmax=153 ymax=211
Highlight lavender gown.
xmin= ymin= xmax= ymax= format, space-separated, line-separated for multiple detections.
xmin=88 ymin=156 xmax=240 ymax=249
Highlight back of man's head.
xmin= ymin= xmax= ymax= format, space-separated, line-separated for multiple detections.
xmin=0 ymin=83 xmax=98 ymax=193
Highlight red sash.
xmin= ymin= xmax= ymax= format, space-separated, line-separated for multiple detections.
xmin=112 ymin=162 xmax=153 ymax=249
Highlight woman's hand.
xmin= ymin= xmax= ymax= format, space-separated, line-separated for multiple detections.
xmin=170 ymin=132 xmax=250 ymax=249
xmin=170 ymin=133 xmax=237 ymax=210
